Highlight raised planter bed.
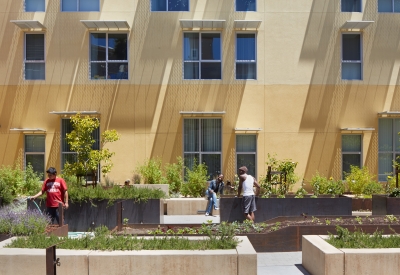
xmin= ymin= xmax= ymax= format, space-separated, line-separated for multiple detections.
xmin=220 ymin=196 xmax=352 ymax=223
xmin=0 ymin=224 xmax=69 ymax=243
xmin=302 ymin=235 xmax=400 ymax=275
xmin=372 ymin=194 xmax=400 ymax=215
xmin=0 ymin=236 xmax=256 ymax=275
xmin=28 ymin=199 xmax=163 ymax=232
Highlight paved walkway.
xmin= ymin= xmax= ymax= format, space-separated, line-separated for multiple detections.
xmin=163 ymin=215 xmax=311 ymax=275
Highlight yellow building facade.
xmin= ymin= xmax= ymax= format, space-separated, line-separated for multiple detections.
xmin=0 ymin=0 xmax=399 ymax=189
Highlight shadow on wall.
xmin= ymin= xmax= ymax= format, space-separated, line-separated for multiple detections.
xmin=298 ymin=0 xmax=400 ymax=180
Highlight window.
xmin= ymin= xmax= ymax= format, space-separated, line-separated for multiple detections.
xmin=236 ymin=33 xmax=256 ymax=80
xmin=25 ymin=33 xmax=45 ymax=80
xmin=61 ymin=0 xmax=99 ymax=11
xmin=25 ymin=135 xmax=45 ymax=180
xmin=183 ymin=118 xmax=222 ymax=180
xmin=378 ymin=0 xmax=400 ymax=12
xmin=25 ymin=0 xmax=45 ymax=12
xmin=183 ymin=33 xmax=221 ymax=80
xmin=342 ymin=135 xmax=361 ymax=179
xmin=378 ymin=118 xmax=400 ymax=181
xmin=342 ymin=33 xmax=361 ymax=80
xmin=236 ymin=0 xmax=256 ymax=11
xmin=90 ymin=33 xmax=128 ymax=80
xmin=341 ymin=0 xmax=361 ymax=12
xmin=236 ymin=135 xmax=257 ymax=177
xmin=61 ymin=119 xmax=100 ymax=172
xmin=151 ymin=0 xmax=189 ymax=11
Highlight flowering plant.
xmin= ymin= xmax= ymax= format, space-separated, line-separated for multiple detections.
xmin=0 ymin=207 xmax=50 ymax=235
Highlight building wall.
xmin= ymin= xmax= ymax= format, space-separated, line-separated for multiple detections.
xmin=0 ymin=0 xmax=398 ymax=188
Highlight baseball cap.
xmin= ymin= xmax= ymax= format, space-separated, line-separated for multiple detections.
xmin=46 ymin=167 xmax=57 ymax=174
xmin=238 ymin=166 xmax=248 ymax=173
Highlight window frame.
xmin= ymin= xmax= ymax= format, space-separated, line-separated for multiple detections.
xmin=235 ymin=32 xmax=257 ymax=80
xmin=341 ymin=32 xmax=362 ymax=80
xmin=378 ymin=118 xmax=400 ymax=181
xmin=235 ymin=0 xmax=256 ymax=12
xmin=25 ymin=0 xmax=45 ymax=12
xmin=89 ymin=32 xmax=129 ymax=80
xmin=24 ymin=32 xmax=45 ymax=80
xmin=151 ymin=0 xmax=190 ymax=12
xmin=24 ymin=134 xmax=46 ymax=181
xmin=341 ymin=134 xmax=362 ymax=179
xmin=183 ymin=31 xmax=222 ymax=80
xmin=341 ymin=0 xmax=362 ymax=12
xmin=236 ymin=134 xmax=257 ymax=177
xmin=183 ymin=118 xmax=222 ymax=180
xmin=61 ymin=0 xmax=100 ymax=12
xmin=378 ymin=0 xmax=400 ymax=13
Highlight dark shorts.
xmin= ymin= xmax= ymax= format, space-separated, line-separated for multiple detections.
xmin=242 ymin=195 xmax=257 ymax=214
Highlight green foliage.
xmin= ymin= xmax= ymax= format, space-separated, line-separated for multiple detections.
xmin=181 ymin=161 xmax=208 ymax=197
xmin=67 ymin=184 xmax=167 ymax=204
xmin=63 ymin=114 xmax=120 ymax=179
xmin=260 ymin=153 xmax=299 ymax=197
xmin=136 ymin=158 xmax=166 ymax=184
xmin=294 ymin=181 xmax=308 ymax=198
xmin=389 ymin=188 xmax=400 ymax=197
xmin=310 ymin=172 xmax=345 ymax=196
xmin=345 ymin=166 xmax=382 ymax=197
xmin=0 ymin=161 xmax=42 ymax=202
xmin=327 ymin=226 xmax=400 ymax=249
xmin=164 ymin=157 xmax=184 ymax=194
xmin=386 ymin=175 xmax=397 ymax=194
xmin=363 ymin=181 xmax=384 ymax=196
xmin=7 ymin=224 xmax=240 ymax=251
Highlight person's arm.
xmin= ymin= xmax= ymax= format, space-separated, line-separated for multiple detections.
xmin=30 ymin=190 xmax=43 ymax=200
xmin=237 ymin=176 xmax=245 ymax=197
xmin=64 ymin=190 xmax=69 ymax=209
xmin=208 ymin=181 xmax=214 ymax=193
xmin=253 ymin=177 xmax=261 ymax=196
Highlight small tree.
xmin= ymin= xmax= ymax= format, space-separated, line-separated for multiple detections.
xmin=63 ymin=114 xmax=120 ymax=184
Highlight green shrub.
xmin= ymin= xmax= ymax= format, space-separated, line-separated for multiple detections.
xmin=310 ymin=172 xmax=345 ymax=196
xmin=164 ymin=157 xmax=184 ymax=194
xmin=345 ymin=166 xmax=377 ymax=197
xmin=181 ymin=161 xmax=208 ymax=198
xmin=0 ymin=179 xmax=13 ymax=205
xmin=136 ymin=158 xmax=166 ymax=184
xmin=362 ymin=181 xmax=384 ymax=196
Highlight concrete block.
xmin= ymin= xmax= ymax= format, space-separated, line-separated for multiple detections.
xmin=302 ymin=235 xmax=344 ymax=275
xmin=343 ymin=248 xmax=400 ymax=275
xmin=166 ymin=198 xmax=220 ymax=215
xmin=236 ymin=236 xmax=257 ymax=275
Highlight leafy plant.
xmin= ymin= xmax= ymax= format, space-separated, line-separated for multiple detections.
xmin=136 ymin=158 xmax=165 ymax=184
xmin=164 ymin=157 xmax=184 ymax=194
xmin=63 ymin=113 xmax=120 ymax=181
xmin=0 ymin=207 xmax=50 ymax=235
xmin=181 ymin=160 xmax=208 ymax=198
xmin=310 ymin=172 xmax=344 ymax=196
xmin=294 ymin=180 xmax=308 ymax=198
xmin=389 ymin=188 xmax=400 ymax=197
xmin=362 ymin=180 xmax=384 ymax=196
xmin=345 ymin=166 xmax=377 ymax=197
xmin=259 ymin=153 xmax=299 ymax=197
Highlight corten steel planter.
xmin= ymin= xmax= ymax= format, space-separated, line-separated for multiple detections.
xmin=351 ymin=197 xmax=372 ymax=211
xmin=372 ymin=194 xmax=400 ymax=215
xmin=242 ymin=223 xmax=400 ymax=252
xmin=28 ymin=199 xmax=163 ymax=232
xmin=219 ymin=196 xmax=352 ymax=223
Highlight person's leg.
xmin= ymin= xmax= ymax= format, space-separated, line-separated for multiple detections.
xmin=211 ymin=192 xmax=218 ymax=209
xmin=46 ymin=207 xmax=59 ymax=224
xmin=205 ymin=190 xmax=212 ymax=215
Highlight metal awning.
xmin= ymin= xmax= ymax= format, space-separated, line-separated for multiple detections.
xmin=378 ymin=111 xmax=400 ymax=117
xmin=179 ymin=111 xmax=225 ymax=115
xmin=80 ymin=20 xmax=130 ymax=30
xmin=340 ymin=127 xmax=375 ymax=132
xmin=179 ymin=19 xmax=225 ymax=29
xmin=10 ymin=128 xmax=46 ymax=132
xmin=10 ymin=20 xmax=46 ymax=30
xmin=341 ymin=21 xmax=374 ymax=30
xmin=235 ymin=128 xmax=262 ymax=132
xmin=234 ymin=20 xmax=262 ymax=29
xmin=50 ymin=111 xmax=100 ymax=116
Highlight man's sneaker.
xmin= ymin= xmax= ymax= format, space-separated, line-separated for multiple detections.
xmin=205 ymin=212 xmax=209 ymax=216
xmin=214 ymin=207 xmax=219 ymax=210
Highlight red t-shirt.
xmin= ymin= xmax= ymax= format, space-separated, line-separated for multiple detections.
xmin=41 ymin=177 xmax=67 ymax=208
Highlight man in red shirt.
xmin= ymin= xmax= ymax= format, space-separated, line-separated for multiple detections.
xmin=30 ymin=167 xmax=69 ymax=224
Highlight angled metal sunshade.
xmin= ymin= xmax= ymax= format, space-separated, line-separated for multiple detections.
xmin=10 ymin=20 xmax=46 ymax=30
xmin=341 ymin=21 xmax=374 ymax=30
xmin=179 ymin=19 xmax=225 ymax=29
xmin=234 ymin=20 xmax=262 ymax=29
xmin=80 ymin=20 xmax=130 ymax=30
xmin=50 ymin=111 xmax=100 ymax=116
xmin=10 ymin=128 xmax=46 ymax=132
